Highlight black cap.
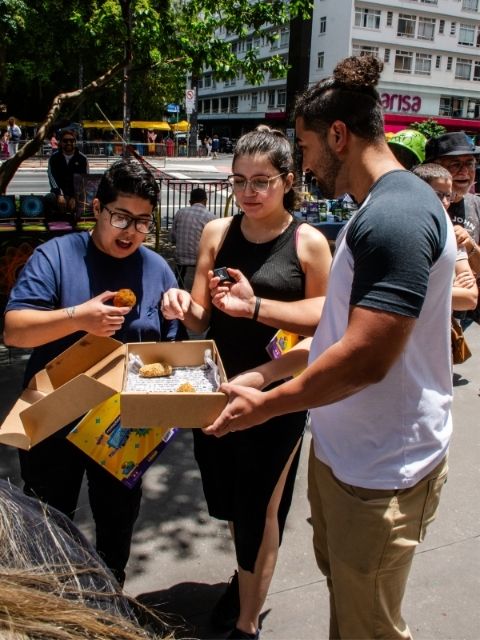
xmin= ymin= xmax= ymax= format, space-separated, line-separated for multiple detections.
xmin=425 ymin=131 xmax=480 ymax=162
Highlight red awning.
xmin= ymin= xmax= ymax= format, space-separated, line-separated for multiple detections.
xmin=384 ymin=113 xmax=480 ymax=132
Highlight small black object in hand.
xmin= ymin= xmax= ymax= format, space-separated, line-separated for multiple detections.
xmin=213 ymin=267 xmax=235 ymax=283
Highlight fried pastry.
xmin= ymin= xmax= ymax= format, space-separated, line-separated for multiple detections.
xmin=113 ymin=288 xmax=136 ymax=308
xmin=138 ymin=362 xmax=173 ymax=378
xmin=176 ymin=382 xmax=196 ymax=392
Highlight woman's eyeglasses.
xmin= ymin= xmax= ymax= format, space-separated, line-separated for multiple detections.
xmin=104 ymin=205 xmax=155 ymax=234
xmin=228 ymin=173 xmax=286 ymax=193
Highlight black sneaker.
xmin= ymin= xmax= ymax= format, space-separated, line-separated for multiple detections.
xmin=211 ymin=570 xmax=240 ymax=631
xmin=226 ymin=627 xmax=260 ymax=640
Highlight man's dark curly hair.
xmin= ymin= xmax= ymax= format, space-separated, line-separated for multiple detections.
xmin=294 ymin=55 xmax=385 ymax=142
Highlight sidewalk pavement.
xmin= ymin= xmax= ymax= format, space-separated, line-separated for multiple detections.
xmin=0 ymin=325 xmax=479 ymax=640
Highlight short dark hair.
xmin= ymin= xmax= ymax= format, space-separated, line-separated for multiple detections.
xmin=412 ymin=163 xmax=452 ymax=184
xmin=190 ymin=187 xmax=207 ymax=204
xmin=294 ymin=55 xmax=385 ymax=142
xmin=96 ymin=159 xmax=159 ymax=208
xmin=233 ymin=125 xmax=300 ymax=211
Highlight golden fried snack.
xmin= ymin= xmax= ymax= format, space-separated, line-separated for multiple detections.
xmin=113 ymin=288 xmax=136 ymax=308
xmin=138 ymin=362 xmax=173 ymax=378
xmin=176 ymin=382 xmax=196 ymax=392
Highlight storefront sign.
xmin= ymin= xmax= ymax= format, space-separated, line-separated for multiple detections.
xmin=381 ymin=93 xmax=422 ymax=113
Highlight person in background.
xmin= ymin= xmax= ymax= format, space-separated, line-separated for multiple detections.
xmin=212 ymin=134 xmax=220 ymax=159
xmin=205 ymin=55 xmax=455 ymax=640
xmin=413 ymin=163 xmax=478 ymax=312
xmin=387 ymin=128 xmax=426 ymax=170
xmin=6 ymin=116 xmax=22 ymax=156
xmin=45 ymin=127 xmax=89 ymax=223
xmin=4 ymin=159 xmax=183 ymax=586
xmin=425 ymin=131 xmax=480 ymax=275
xmin=170 ymin=187 xmax=215 ymax=286
xmin=50 ymin=131 xmax=59 ymax=152
xmin=162 ymin=125 xmax=331 ymax=640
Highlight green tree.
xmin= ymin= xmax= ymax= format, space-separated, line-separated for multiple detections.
xmin=410 ymin=118 xmax=447 ymax=140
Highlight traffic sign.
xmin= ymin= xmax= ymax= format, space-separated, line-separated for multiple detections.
xmin=167 ymin=103 xmax=180 ymax=113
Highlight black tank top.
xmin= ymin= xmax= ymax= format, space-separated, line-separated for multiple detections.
xmin=208 ymin=213 xmax=306 ymax=377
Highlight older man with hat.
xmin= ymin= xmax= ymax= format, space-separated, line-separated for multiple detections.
xmin=425 ymin=131 xmax=480 ymax=274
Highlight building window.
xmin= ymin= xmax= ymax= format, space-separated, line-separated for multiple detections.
xmin=439 ymin=96 xmax=464 ymax=117
xmin=447 ymin=56 xmax=453 ymax=70
xmin=354 ymin=8 xmax=381 ymax=29
xmin=211 ymin=98 xmax=218 ymax=113
xmin=317 ymin=51 xmax=325 ymax=69
xmin=450 ymin=22 xmax=457 ymax=36
xmin=221 ymin=98 xmax=229 ymax=113
xmin=455 ymin=58 xmax=472 ymax=79
xmin=415 ymin=53 xmax=432 ymax=75
xmin=384 ymin=48 xmax=391 ymax=63
xmin=268 ymin=90 xmax=275 ymax=108
xmin=231 ymin=41 xmax=238 ymax=55
xmin=436 ymin=55 xmax=441 ymax=68
xmin=352 ymin=44 xmax=379 ymax=58
xmin=394 ymin=49 xmax=413 ymax=73
xmin=418 ymin=17 xmax=435 ymax=40
xmin=387 ymin=12 xmax=393 ymax=27
xmin=462 ymin=0 xmax=478 ymax=10
xmin=230 ymin=96 xmax=238 ymax=113
xmin=204 ymin=74 xmax=212 ymax=88
xmin=251 ymin=92 xmax=258 ymax=111
xmin=420 ymin=0 xmax=438 ymax=4
xmin=439 ymin=20 xmax=445 ymax=34
xmin=397 ymin=14 xmax=416 ymax=38
xmin=473 ymin=61 xmax=480 ymax=80
xmin=280 ymin=27 xmax=290 ymax=47
xmin=458 ymin=24 xmax=475 ymax=46
xmin=277 ymin=90 xmax=286 ymax=107
xmin=320 ymin=16 xmax=327 ymax=34
xmin=203 ymin=99 xmax=210 ymax=114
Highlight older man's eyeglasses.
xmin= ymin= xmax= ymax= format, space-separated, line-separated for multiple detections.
xmin=228 ymin=173 xmax=286 ymax=193
xmin=442 ymin=159 xmax=476 ymax=173
xmin=104 ymin=205 xmax=155 ymax=234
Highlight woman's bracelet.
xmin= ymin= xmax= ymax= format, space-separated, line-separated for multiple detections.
xmin=252 ymin=296 xmax=261 ymax=321
xmin=65 ymin=306 xmax=76 ymax=319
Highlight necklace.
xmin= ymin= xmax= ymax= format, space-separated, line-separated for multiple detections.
xmin=242 ymin=214 xmax=292 ymax=244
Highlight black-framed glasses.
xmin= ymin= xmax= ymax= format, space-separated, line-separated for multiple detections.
xmin=442 ymin=159 xmax=476 ymax=173
xmin=227 ymin=173 xmax=286 ymax=193
xmin=104 ymin=205 xmax=155 ymax=234
xmin=61 ymin=138 xmax=76 ymax=144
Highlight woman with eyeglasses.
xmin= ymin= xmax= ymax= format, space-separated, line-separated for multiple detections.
xmin=3 ymin=159 xmax=184 ymax=587
xmin=162 ymin=125 xmax=331 ymax=640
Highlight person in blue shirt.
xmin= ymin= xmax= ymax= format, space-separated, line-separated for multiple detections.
xmin=4 ymin=159 xmax=183 ymax=586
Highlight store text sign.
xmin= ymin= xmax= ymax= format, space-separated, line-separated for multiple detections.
xmin=381 ymin=93 xmax=422 ymax=113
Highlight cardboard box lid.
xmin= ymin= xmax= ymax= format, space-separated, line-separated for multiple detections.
xmin=45 ymin=334 xmax=123 ymax=389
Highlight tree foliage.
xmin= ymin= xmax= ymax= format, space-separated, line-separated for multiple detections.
xmin=2 ymin=0 xmax=312 ymax=122
xmin=410 ymin=118 xmax=447 ymax=140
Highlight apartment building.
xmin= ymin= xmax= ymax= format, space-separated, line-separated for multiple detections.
xmin=196 ymin=0 xmax=480 ymax=137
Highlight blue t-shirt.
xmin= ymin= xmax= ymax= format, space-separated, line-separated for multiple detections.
xmin=6 ymin=231 xmax=183 ymax=385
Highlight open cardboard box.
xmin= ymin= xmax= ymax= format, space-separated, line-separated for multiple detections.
xmin=0 ymin=334 xmax=228 ymax=450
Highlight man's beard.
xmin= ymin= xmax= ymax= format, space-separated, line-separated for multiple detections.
xmin=314 ymin=144 xmax=342 ymax=199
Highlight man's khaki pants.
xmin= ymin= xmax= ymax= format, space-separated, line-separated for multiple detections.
xmin=308 ymin=443 xmax=448 ymax=639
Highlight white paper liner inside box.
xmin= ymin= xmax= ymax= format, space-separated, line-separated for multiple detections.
xmin=126 ymin=349 xmax=220 ymax=393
